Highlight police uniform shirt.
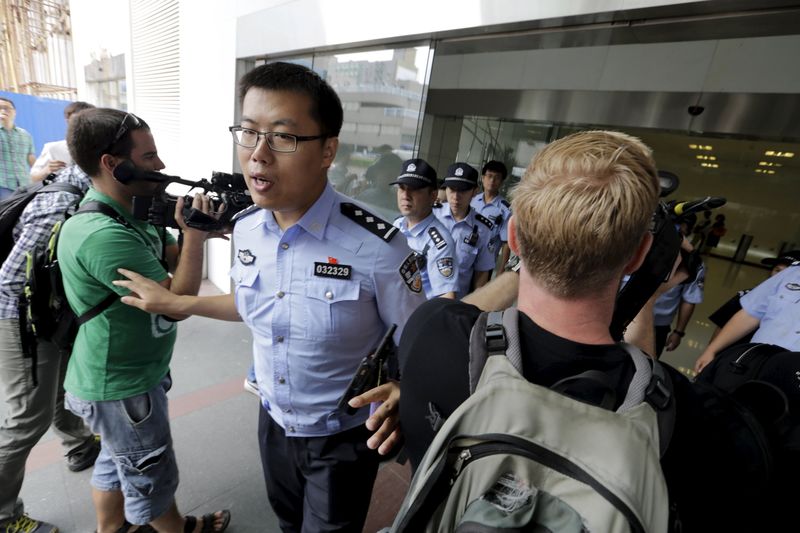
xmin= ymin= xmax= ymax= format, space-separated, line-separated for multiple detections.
xmin=393 ymin=213 xmax=459 ymax=299
xmin=433 ymin=204 xmax=496 ymax=298
xmin=740 ymin=264 xmax=800 ymax=351
xmin=653 ymin=263 xmax=706 ymax=327
xmin=470 ymin=193 xmax=511 ymax=243
xmin=230 ymin=183 xmax=426 ymax=437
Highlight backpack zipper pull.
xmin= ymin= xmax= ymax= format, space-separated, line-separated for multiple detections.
xmin=451 ymin=449 xmax=472 ymax=484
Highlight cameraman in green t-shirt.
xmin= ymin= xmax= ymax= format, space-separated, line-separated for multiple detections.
xmin=59 ymin=108 xmax=230 ymax=533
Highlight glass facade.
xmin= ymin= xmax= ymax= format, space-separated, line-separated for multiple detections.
xmin=252 ymin=45 xmax=433 ymax=221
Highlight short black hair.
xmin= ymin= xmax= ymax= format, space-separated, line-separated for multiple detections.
xmin=482 ymin=160 xmax=508 ymax=180
xmin=0 ymin=97 xmax=15 ymax=109
xmin=239 ymin=61 xmax=343 ymax=138
xmin=64 ymin=101 xmax=95 ymax=119
xmin=68 ymin=108 xmax=150 ymax=176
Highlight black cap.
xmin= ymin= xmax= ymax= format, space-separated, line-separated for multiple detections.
xmin=442 ymin=163 xmax=478 ymax=191
xmin=390 ymin=158 xmax=437 ymax=189
xmin=761 ymin=250 xmax=800 ymax=268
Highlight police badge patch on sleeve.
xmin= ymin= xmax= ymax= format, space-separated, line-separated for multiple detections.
xmin=238 ymin=249 xmax=255 ymax=265
xmin=399 ymin=252 xmax=423 ymax=293
xmin=437 ymin=257 xmax=454 ymax=278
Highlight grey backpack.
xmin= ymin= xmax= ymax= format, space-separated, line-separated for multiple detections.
xmin=390 ymin=308 xmax=675 ymax=533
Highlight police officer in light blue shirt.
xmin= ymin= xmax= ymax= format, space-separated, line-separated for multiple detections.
xmin=433 ymin=162 xmax=496 ymax=298
xmin=653 ymin=262 xmax=705 ymax=356
xmin=697 ymin=262 xmax=800 ymax=372
xmin=738 ymin=264 xmax=800 ymax=349
xmin=391 ymin=158 xmax=459 ymax=299
xmin=471 ymin=160 xmax=512 ymax=265
xmin=113 ymin=62 xmax=425 ymax=532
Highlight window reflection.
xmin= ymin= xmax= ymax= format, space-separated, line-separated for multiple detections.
xmin=312 ymin=46 xmax=432 ymax=221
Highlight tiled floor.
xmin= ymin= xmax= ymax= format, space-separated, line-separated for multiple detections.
xmin=9 ymin=254 xmax=772 ymax=532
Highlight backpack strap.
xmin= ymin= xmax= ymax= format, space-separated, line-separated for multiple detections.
xmin=468 ymin=310 xmax=676 ymax=457
xmin=68 ymin=201 xmax=141 ymax=325
xmin=618 ymin=342 xmax=676 ymax=457
xmin=40 ymin=182 xmax=82 ymax=196
xmin=467 ymin=308 xmax=523 ymax=393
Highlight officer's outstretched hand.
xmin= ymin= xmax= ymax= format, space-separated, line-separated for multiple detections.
xmin=694 ymin=349 xmax=716 ymax=374
xmin=349 ymin=381 xmax=402 ymax=455
xmin=113 ymin=268 xmax=180 ymax=316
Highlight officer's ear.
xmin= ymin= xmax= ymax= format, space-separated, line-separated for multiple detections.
xmin=321 ymin=136 xmax=338 ymax=170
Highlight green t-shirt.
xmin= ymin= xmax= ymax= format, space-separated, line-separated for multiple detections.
xmin=60 ymin=188 xmax=178 ymax=400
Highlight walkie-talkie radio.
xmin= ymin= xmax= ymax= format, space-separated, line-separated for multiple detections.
xmin=338 ymin=324 xmax=397 ymax=415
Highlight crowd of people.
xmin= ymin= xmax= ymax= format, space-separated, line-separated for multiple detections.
xmin=0 ymin=62 xmax=797 ymax=533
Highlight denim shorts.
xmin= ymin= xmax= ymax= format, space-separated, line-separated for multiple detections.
xmin=65 ymin=375 xmax=179 ymax=525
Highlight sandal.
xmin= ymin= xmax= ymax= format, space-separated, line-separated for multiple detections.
xmin=183 ymin=510 xmax=231 ymax=533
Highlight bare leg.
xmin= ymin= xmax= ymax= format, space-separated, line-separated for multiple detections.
xmin=149 ymin=501 xmax=183 ymax=533
xmin=93 ymin=488 xmax=125 ymax=533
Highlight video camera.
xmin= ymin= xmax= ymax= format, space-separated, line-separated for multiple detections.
xmin=112 ymin=160 xmax=253 ymax=232
xmin=610 ymin=169 xmax=726 ymax=341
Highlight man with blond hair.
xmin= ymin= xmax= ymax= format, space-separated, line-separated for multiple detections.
xmin=399 ymin=130 xmax=761 ymax=532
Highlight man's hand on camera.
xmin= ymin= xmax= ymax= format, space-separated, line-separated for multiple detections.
xmin=113 ymin=268 xmax=180 ymax=316
xmin=348 ymin=381 xmax=402 ymax=455
xmin=176 ymin=194 xmax=230 ymax=241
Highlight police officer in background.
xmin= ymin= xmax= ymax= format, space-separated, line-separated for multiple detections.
xmin=471 ymin=160 xmax=512 ymax=268
xmin=433 ymin=162 xmax=496 ymax=298
xmin=392 ymin=158 xmax=459 ymax=299
xmin=653 ymin=262 xmax=705 ymax=356
xmin=696 ymin=259 xmax=800 ymax=372
xmin=113 ymin=62 xmax=426 ymax=532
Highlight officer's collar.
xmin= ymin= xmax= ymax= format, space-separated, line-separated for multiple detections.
xmin=404 ymin=212 xmax=436 ymax=237
xmin=261 ymin=182 xmax=334 ymax=240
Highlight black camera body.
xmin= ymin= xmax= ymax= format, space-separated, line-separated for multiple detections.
xmin=610 ymin=195 xmax=725 ymax=341
xmin=114 ymin=160 xmax=253 ymax=232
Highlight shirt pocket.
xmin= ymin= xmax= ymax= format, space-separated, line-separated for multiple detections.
xmin=302 ymin=278 xmax=362 ymax=340
xmin=456 ymin=240 xmax=479 ymax=270
xmin=233 ymin=266 xmax=261 ymax=325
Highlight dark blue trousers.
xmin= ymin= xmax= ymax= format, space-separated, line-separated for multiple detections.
xmin=258 ymin=407 xmax=380 ymax=533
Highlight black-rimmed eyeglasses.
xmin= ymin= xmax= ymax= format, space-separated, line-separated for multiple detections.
xmin=229 ymin=126 xmax=326 ymax=153
xmin=102 ymin=112 xmax=141 ymax=155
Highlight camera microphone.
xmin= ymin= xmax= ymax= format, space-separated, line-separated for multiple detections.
xmin=113 ymin=160 xmax=178 ymax=184
xmin=672 ymin=196 xmax=726 ymax=217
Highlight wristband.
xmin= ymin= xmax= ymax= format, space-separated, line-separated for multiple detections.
xmin=672 ymin=330 xmax=685 ymax=338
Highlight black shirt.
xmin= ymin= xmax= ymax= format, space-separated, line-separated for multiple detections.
xmin=399 ymin=298 xmax=766 ymax=533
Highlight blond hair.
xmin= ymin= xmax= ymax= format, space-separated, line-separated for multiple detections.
xmin=512 ymin=130 xmax=659 ymax=298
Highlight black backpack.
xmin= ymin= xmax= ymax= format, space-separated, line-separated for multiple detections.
xmin=0 ymin=178 xmax=82 ymax=263
xmin=695 ymin=343 xmax=798 ymax=530
xmin=18 ymin=201 xmax=125 ymax=385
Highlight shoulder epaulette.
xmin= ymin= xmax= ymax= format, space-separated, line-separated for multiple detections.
xmin=230 ymin=204 xmax=261 ymax=224
xmin=427 ymin=227 xmax=447 ymax=250
xmin=475 ymin=213 xmax=494 ymax=229
xmin=341 ymin=202 xmax=398 ymax=242
xmin=501 ymin=199 xmax=511 ymax=209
